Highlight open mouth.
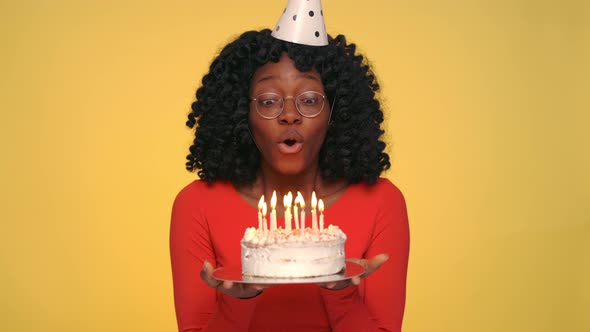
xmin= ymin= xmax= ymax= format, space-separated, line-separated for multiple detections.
xmin=277 ymin=130 xmax=303 ymax=154
xmin=277 ymin=138 xmax=303 ymax=154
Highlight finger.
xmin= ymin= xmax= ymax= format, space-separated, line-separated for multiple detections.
xmin=222 ymin=280 xmax=234 ymax=290
xmin=204 ymin=261 xmax=217 ymax=276
xmin=345 ymin=254 xmax=390 ymax=280
xmin=322 ymin=282 xmax=337 ymax=289
xmin=200 ymin=261 xmax=219 ymax=288
xmin=363 ymin=254 xmax=390 ymax=277
xmin=345 ymin=257 xmax=363 ymax=265
xmin=351 ymin=276 xmax=361 ymax=286
xmin=199 ymin=261 xmax=209 ymax=279
xmin=367 ymin=254 xmax=389 ymax=271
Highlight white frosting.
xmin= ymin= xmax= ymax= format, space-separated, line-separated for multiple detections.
xmin=241 ymin=225 xmax=347 ymax=278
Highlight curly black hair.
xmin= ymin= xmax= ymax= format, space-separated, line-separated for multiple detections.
xmin=185 ymin=29 xmax=390 ymax=185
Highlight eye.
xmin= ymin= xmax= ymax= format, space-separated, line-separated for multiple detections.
xmin=257 ymin=95 xmax=280 ymax=108
xmin=298 ymin=92 xmax=322 ymax=106
xmin=302 ymin=98 xmax=318 ymax=105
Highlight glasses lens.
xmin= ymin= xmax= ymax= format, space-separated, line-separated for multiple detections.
xmin=255 ymin=93 xmax=283 ymax=119
xmin=296 ymin=92 xmax=325 ymax=117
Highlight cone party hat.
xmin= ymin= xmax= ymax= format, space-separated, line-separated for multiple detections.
xmin=271 ymin=0 xmax=328 ymax=46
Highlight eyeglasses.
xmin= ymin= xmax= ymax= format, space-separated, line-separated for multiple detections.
xmin=250 ymin=91 xmax=326 ymax=119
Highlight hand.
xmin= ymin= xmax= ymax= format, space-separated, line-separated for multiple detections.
xmin=200 ymin=261 xmax=271 ymax=299
xmin=319 ymin=253 xmax=390 ymax=290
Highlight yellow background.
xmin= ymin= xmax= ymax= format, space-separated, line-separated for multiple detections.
xmin=1 ymin=0 xmax=588 ymax=331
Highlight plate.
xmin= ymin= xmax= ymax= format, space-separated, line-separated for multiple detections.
xmin=212 ymin=261 xmax=364 ymax=284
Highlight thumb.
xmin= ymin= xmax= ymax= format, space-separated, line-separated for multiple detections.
xmin=200 ymin=261 xmax=213 ymax=279
xmin=365 ymin=254 xmax=390 ymax=275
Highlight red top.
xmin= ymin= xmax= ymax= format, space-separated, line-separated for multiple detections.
xmin=170 ymin=178 xmax=410 ymax=332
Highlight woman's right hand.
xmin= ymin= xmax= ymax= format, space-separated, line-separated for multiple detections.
xmin=200 ymin=261 xmax=271 ymax=299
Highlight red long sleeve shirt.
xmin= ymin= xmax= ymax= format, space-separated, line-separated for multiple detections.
xmin=170 ymin=178 xmax=409 ymax=331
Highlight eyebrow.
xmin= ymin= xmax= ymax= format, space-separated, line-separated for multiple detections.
xmin=255 ymin=73 xmax=321 ymax=83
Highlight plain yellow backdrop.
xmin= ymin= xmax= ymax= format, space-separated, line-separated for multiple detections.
xmin=1 ymin=0 xmax=588 ymax=331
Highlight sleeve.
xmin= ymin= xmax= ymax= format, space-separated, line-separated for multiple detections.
xmin=320 ymin=180 xmax=410 ymax=332
xmin=169 ymin=183 xmax=259 ymax=332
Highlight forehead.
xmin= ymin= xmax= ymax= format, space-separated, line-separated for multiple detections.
xmin=251 ymin=53 xmax=321 ymax=86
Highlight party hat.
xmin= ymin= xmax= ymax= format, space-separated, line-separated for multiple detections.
xmin=271 ymin=0 xmax=328 ymax=46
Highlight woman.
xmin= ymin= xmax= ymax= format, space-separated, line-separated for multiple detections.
xmin=170 ymin=28 xmax=409 ymax=331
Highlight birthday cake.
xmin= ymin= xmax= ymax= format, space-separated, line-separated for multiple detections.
xmin=240 ymin=192 xmax=347 ymax=278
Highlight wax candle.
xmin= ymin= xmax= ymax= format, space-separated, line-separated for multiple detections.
xmin=270 ymin=190 xmax=277 ymax=231
xmin=311 ymin=191 xmax=318 ymax=230
xmin=258 ymin=195 xmax=264 ymax=230
xmin=293 ymin=196 xmax=299 ymax=229
xmin=284 ymin=193 xmax=293 ymax=232
xmin=300 ymin=198 xmax=306 ymax=235
xmin=319 ymin=199 xmax=324 ymax=231
xmin=294 ymin=191 xmax=302 ymax=229
xmin=262 ymin=202 xmax=268 ymax=232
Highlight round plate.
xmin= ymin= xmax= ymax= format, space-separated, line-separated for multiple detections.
xmin=212 ymin=261 xmax=364 ymax=284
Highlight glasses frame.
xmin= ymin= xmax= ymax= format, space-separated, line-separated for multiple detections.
xmin=250 ymin=91 xmax=326 ymax=119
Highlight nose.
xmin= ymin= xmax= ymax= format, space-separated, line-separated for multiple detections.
xmin=278 ymin=98 xmax=301 ymax=125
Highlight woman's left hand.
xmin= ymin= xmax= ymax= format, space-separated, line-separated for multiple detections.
xmin=318 ymin=253 xmax=389 ymax=290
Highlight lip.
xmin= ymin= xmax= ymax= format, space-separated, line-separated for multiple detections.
xmin=278 ymin=141 xmax=303 ymax=154
xmin=277 ymin=129 xmax=303 ymax=154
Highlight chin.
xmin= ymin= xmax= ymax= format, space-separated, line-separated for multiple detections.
xmin=276 ymin=167 xmax=305 ymax=176
xmin=273 ymin=160 xmax=308 ymax=176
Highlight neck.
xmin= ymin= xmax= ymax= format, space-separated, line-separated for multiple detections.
xmin=256 ymin=163 xmax=319 ymax=204
xmin=235 ymin=160 xmax=348 ymax=216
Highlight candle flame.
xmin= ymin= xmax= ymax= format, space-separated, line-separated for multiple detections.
xmin=262 ymin=202 xmax=267 ymax=216
xmin=294 ymin=192 xmax=302 ymax=206
xmin=284 ymin=192 xmax=293 ymax=207
xmin=319 ymin=199 xmax=324 ymax=213
xmin=258 ymin=195 xmax=264 ymax=210
xmin=311 ymin=191 xmax=317 ymax=209
xmin=271 ymin=190 xmax=277 ymax=209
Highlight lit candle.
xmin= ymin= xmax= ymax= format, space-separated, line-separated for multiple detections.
xmin=300 ymin=198 xmax=306 ymax=235
xmin=311 ymin=191 xmax=318 ymax=230
xmin=262 ymin=202 xmax=268 ymax=232
xmin=258 ymin=195 xmax=264 ymax=231
xmin=270 ymin=190 xmax=277 ymax=231
xmin=284 ymin=192 xmax=293 ymax=232
xmin=294 ymin=192 xmax=302 ymax=229
xmin=319 ymin=199 xmax=324 ymax=231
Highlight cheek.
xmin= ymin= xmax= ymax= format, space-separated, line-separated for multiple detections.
xmin=249 ymin=115 xmax=274 ymax=152
xmin=248 ymin=112 xmax=263 ymax=138
xmin=307 ymin=116 xmax=330 ymax=142
xmin=304 ymin=125 xmax=329 ymax=158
